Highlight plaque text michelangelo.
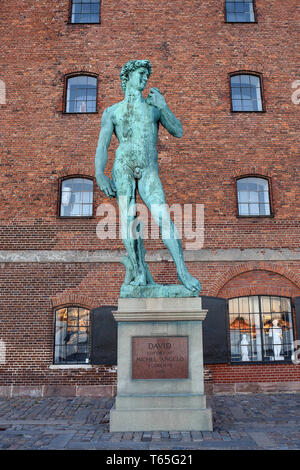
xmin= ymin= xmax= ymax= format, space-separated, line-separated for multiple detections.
xmin=132 ymin=336 xmax=188 ymax=379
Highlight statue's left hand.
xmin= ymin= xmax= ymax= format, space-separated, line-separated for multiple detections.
xmin=146 ymin=87 xmax=167 ymax=110
xmin=96 ymin=172 xmax=116 ymax=198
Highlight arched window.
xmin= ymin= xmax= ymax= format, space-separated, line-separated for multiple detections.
xmin=230 ymin=73 xmax=263 ymax=112
xmin=60 ymin=177 xmax=93 ymax=217
xmin=54 ymin=306 xmax=90 ymax=364
xmin=65 ymin=75 xmax=97 ymax=113
xmin=237 ymin=177 xmax=271 ymax=216
xmin=225 ymin=0 xmax=256 ymax=23
xmin=70 ymin=0 xmax=100 ymax=24
xmin=229 ymin=296 xmax=294 ymax=363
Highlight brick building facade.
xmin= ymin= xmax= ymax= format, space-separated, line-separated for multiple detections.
xmin=0 ymin=0 xmax=299 ymax=397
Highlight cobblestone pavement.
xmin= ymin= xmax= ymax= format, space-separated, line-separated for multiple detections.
xmin=0 ymin=394 xmax=299 ymax=450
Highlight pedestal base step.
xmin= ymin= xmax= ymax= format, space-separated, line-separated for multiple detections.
xmin=110 ymin=406 xmax=213 ymax=432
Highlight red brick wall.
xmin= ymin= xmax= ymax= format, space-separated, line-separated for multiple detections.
xmin=0 ymin=0 xmax=299 ymax=250
xmin=0 ymin=262 xmax=299 ymax=388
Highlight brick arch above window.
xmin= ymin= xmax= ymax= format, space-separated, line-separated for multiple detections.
xmin=232 ymin=167 xmax=273 ymax=179
xmin=51 ymin=293 xmax=98 ymax=310
xmin=213 ymin=263 xmax=300 ymax=297
xmin=55 ymin=167 xmax=95 ymax=179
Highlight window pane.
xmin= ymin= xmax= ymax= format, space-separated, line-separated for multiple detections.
xmin=239 ymin=297 xmax=249 ymax=314
xmin=232 ymin=99 xmax=242 ymax=111
xmin=249 ymin=203 xmax=259 ymax=215
xmin=231 ymin=75 xmax=241 ymax=85
xmin=239 ymin=203 xmax=249 ymax=215
xmin=82 ymin=204 xmax=93 ymax=216
xmin=249 ymin=191 xmax=259 ymax=203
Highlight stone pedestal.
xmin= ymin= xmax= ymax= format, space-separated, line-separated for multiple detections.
xmin=110 ymin=297 xmax=213 ymax=432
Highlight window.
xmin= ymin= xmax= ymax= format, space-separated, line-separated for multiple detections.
xmin=237 ymin=177 xmax=271 ymax=216
xmin=229 ymin=296 xmax=294 ymax=363
xmin=70 ymin=0 xmax=100 ymax=24
xmin=65 ymin=75 xmax=97 ymax=113
xmin=230 ymin=74 xmax=263 ymax=112
xmin=225 ymin=0 xmax=255 ymax=22
xmin=54 ymin=306 xmax=90 ymax=364
xmin=60 ymin=177 xmax=93 ymax=217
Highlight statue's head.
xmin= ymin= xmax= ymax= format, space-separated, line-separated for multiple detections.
xmin=120 ymin=60 xmax=152 ymax=93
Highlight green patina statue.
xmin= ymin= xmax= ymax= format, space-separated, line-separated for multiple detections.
xmin=95 ymin=60 xmax=201 ymax=297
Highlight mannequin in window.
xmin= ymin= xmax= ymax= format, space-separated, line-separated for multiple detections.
xmin=241 ymin=334 xmax=250 ymax=361
xmin=269 ymin=319 xmax=283 ymax=360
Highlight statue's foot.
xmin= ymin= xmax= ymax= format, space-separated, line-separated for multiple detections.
xmin=178 ymin=269 xmax=201 ymax=293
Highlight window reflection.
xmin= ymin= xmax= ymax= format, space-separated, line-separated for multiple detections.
xmin=60 ymin=177 xmax=93 ymax=217
xmin=66 ymin=75 xmax=97 ymax=113
xmin=226 ymin=0 xmax=255 ymax=23
xmin=237 ymin=177 xmax=271 ymax=216
xmin=229 ymin=296 xmax=294 ymax=363
xmin=54 ymin=306 xmax=90 ymax=364
xmin=71 ymin=0 xmax=100 ymax=24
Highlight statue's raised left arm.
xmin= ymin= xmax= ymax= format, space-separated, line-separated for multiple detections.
xmin=146 ymin=87 xmax=183 ymax=138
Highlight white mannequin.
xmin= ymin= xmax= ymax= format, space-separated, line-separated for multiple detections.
xmin=241 ymin=334 xmax=250 ymax=361
xmin=269 ymin=319 xmax=284 ymax=360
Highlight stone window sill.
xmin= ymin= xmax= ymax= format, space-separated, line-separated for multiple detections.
xmin=49 ymin=364 xmax=93 ymax=369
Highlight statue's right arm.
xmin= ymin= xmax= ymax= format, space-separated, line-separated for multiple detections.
xmin=95 ymin=108 xmax=116 ymax=198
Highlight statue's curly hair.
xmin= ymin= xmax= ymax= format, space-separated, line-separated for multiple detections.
xmin=120 ymin=60 xmax=152 ymax=93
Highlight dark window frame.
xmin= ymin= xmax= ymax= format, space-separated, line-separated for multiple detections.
xmin=68 ymin=0 xmax=101 ymax=25
xmin=224 ymin=0 xmax=257 ymax=23
xmin=229 ymin=71 xmax=265 ymax=113
xmin=228 ymin=295 xmax=295 ymax=365
xmin=53 ymin=304 xmax=91 ymax=365
xmin=234 ymin=174 xmax=274 ymax=218
xmin=57 ymin=175 xmax=95 ymax=219
xmin=63 ymin=72 xmax=99 ymax=114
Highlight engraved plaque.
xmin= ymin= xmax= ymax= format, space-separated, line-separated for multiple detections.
xmin=132 ymin=336 xmax=188 ymax=379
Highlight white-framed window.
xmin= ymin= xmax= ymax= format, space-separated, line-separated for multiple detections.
xmin=60 ymin=177 xmax=93 ymax=217
xmin=231 ymin=74 xmax=263 ymax=112
xmin=237 ymin=177 xmax=271 ymax=216
xmin=65 ymin=75 xmax=97 ymax=113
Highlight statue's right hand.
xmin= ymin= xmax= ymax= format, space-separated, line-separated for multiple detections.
xmin=96 ymin=173 xmax=116 ymax=198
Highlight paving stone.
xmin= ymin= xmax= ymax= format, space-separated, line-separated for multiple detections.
xmin=169 ymin=432 xmax=182 ymax=440
xmin=191 ymin=431 xmax=203 ymax=442
xmin=181 ymin=432 xmax=192 ymax=442
xmin=151 ymin=431 xmax=161 ymax=441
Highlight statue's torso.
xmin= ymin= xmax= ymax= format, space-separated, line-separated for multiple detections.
xmin=111 ymin=100 xmax=160 ymax=171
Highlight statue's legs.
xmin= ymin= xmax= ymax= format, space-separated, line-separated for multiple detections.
xmin=113 ymin=168 xmax=147 ymax=286
xmin=138 ymin=167 xmax=201 ymax=292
